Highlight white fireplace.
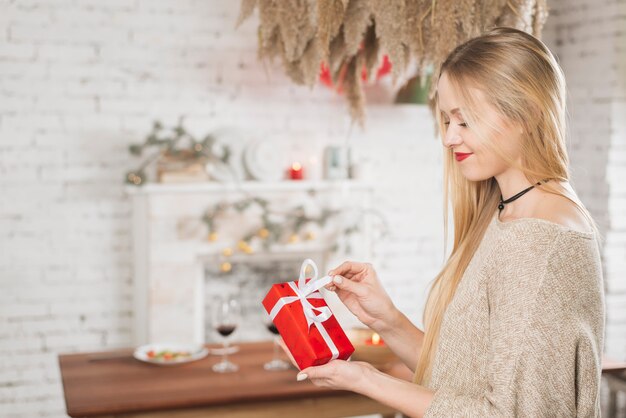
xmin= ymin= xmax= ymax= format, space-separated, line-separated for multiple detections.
xmin=127 ymin=181 xmax=374 ymax=345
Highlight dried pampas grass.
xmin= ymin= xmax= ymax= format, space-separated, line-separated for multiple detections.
xmin=370 ymin=0 xmax=408 ymax=81
xmin=317 ymin=0 xmax=348 ymax=60
xmin=238 ymin=0 xmax=549 ymax=124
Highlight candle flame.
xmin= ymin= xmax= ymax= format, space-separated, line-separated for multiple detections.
xmin=372 ymin=333 xmax=381 ymax=345
xmin=292 ymin=162 xmax=302 ymax=170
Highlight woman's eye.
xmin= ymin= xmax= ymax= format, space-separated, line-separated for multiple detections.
xmin=443 ymin=122 xmax=467 ymax=127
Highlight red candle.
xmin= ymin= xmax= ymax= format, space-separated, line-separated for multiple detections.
xmin=289 ymin=162 xmax=304 ymax=180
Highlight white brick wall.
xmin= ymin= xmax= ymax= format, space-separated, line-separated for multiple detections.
xmin=0 ymin=0 xmax=623 ymax=417
xmin=0 ymin=2 xmax=441 ymax=416
xmin=542 ymin=0 xmax=626 ymax=362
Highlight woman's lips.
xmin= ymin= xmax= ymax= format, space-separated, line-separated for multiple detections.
xmin=454 ymin=152 xmax=473 ymax=162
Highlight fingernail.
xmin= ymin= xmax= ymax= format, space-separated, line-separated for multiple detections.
xmin=296 ymin=373 xmax=308 ymax=381
xmin=333 ymin=275 xmax=343 ymax=284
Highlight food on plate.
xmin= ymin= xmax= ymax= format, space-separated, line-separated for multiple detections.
xmin=146 ymin=349 xmax=192 ymax=362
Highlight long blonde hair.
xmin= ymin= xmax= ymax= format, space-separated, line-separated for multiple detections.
xmin=413 ymin=27 xmax=600 ymax=385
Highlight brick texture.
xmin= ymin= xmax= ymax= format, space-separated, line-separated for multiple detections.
xmin=0 ymin=0 xmax=623 ymax=417
xmin=543 ymin=0 xmax=626 ymax=362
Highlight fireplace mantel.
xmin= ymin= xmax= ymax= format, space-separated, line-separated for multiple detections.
xmin=125 ymin=180 xmax=373 ymax=195
xmin=128 ymin=181 xmax=374 ymax=345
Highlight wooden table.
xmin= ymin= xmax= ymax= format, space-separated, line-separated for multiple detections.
xmin=601 ymin=357 xmax=626 ymax=417
xmin=59 ymin=341 xmax=410 ymax=418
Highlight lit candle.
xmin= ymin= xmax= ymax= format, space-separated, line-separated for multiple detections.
xmin=289 ymin=162 xmax=304 ymax=180
xmin=365 ymin=332 xmax=384 ymax=345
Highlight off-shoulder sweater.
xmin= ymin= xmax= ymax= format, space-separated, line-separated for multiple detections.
xmin=423 ymin=211 xmax=605 ymax=417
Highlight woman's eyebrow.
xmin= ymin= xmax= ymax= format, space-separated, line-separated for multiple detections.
xmin=441 ymin=107 xmax=461 ymax=115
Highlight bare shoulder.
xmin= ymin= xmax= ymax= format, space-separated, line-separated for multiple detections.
xmin=532 ymin=191 xmax=592 ymax=234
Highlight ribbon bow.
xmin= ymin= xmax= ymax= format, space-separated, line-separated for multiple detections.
xmin=269 ymin=258 xmax=333 ymax=330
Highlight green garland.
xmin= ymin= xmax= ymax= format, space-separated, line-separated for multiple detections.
xmin=202 ymin=195 xmax=389 ymax=256
xmin=202 ymin=196 xmax=342 ymax=250
xmin=125 ymin=118 xmax=231 ymax=186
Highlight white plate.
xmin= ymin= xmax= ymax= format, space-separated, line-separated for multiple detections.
xmin=244 ymin=139 xmax=288 ymax=181
xmin=133 ymin=343 xmax=209 ymax=366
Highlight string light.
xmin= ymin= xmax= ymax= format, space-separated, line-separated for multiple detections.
xmin=220 ymin=262 xmax=232 ymax=273
xmin=201 ymin=196 xmax=390 ymax=277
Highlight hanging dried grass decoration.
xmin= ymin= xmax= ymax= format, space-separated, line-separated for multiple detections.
xmin=429 ymin=0 xmax=461 ymax=73
xmin=328 ymin=27 xmax=348 ymax=82
xmin=477 ymin=0 xmax=509 ymax=32
xmin=317 ymin=0 xmax=348 ymax=60
xmin=342 ymin=0 xmax=373 ymax=58
xmin=370 ymin=0 xmax=409 ymax=81
xmin=236 ymin=0 xmax=258 ymax=28
xmin=499 ymin=0 xmax=535 ymax=33
xmin=343 ymin=54 xmax=366 ymax=122
xmin=361 ymin=23 xmax=380 ymax=82
xmin=237 ymin=0 xmax=549 ymax=124
xmin=532 ymin=0 xmax=549 ymax=37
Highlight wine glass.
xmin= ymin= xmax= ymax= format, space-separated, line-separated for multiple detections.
xmin=263 ymin=313 xmax=290 ymax=371
xmin=212 ymin=296 xmax=240 ymax=373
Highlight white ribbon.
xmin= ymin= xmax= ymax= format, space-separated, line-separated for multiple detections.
xmin=268 ymin=259 xmax=339 ymax=361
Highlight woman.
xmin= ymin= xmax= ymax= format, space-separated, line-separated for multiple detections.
xmin=296 ymin=27 xmax=605 ymax=417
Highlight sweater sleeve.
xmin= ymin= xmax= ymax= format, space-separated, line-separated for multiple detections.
xmin=424 ymin=230 xmax=604 ymax=418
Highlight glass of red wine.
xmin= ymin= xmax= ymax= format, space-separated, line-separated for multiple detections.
xmin=212 ymin=296 xmax=240 ymax=373
xmin=263 ymin=313 xmax=290 ymax=371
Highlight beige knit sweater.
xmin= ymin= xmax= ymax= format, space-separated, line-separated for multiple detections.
xmin=423 ymin=212 xmax=605 ymax=417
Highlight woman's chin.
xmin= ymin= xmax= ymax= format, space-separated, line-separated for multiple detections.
xmin=459 ymin=169 xmax=492 ymax=183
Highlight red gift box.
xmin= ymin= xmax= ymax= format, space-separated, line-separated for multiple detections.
xmin=262 ymin=260 xmax=354 ymax=370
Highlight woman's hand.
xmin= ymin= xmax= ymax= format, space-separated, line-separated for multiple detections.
xmin=297 ymin=360 xmax=377 ymax=392
xmin=326 ymin=261 xmax=397 ymax=332
xmin=299 ymin=360 xmax=435 ymax=417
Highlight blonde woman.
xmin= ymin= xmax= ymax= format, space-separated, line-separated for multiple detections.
xmin=296 ymin=27 xmax=605 ymax=417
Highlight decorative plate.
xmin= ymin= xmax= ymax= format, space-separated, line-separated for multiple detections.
xmin=133 ymin=343 xmax=209 ymax=366
xmin=243 ymin=139 xmax=288 ymax=182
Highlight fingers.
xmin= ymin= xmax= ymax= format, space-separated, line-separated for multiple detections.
xmin=328 ymin=261 xmax=369 ymax=280
xmin=331 ymin=274 xmax=368 ymax=298
xmin=297 ymin=363 xmax=334 ymax=381
xmin=296 ymin=366 xmax=316 ymax=381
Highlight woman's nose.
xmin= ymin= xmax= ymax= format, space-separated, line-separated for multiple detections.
xmin=443 ymin=127 xmax=463 ymax=149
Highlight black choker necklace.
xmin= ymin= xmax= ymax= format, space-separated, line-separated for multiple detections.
xmin=498 ymin=181 xmax=545 ymax=211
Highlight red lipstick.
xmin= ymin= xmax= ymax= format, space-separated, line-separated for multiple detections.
xmin=454 ymin=152 xmax=473 ymax=162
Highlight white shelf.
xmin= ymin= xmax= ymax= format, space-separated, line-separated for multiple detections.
xmin=125 ymin=180 xmax=373 ymax=195
xmin=197 ymin=245 xmax=331 ymax=264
